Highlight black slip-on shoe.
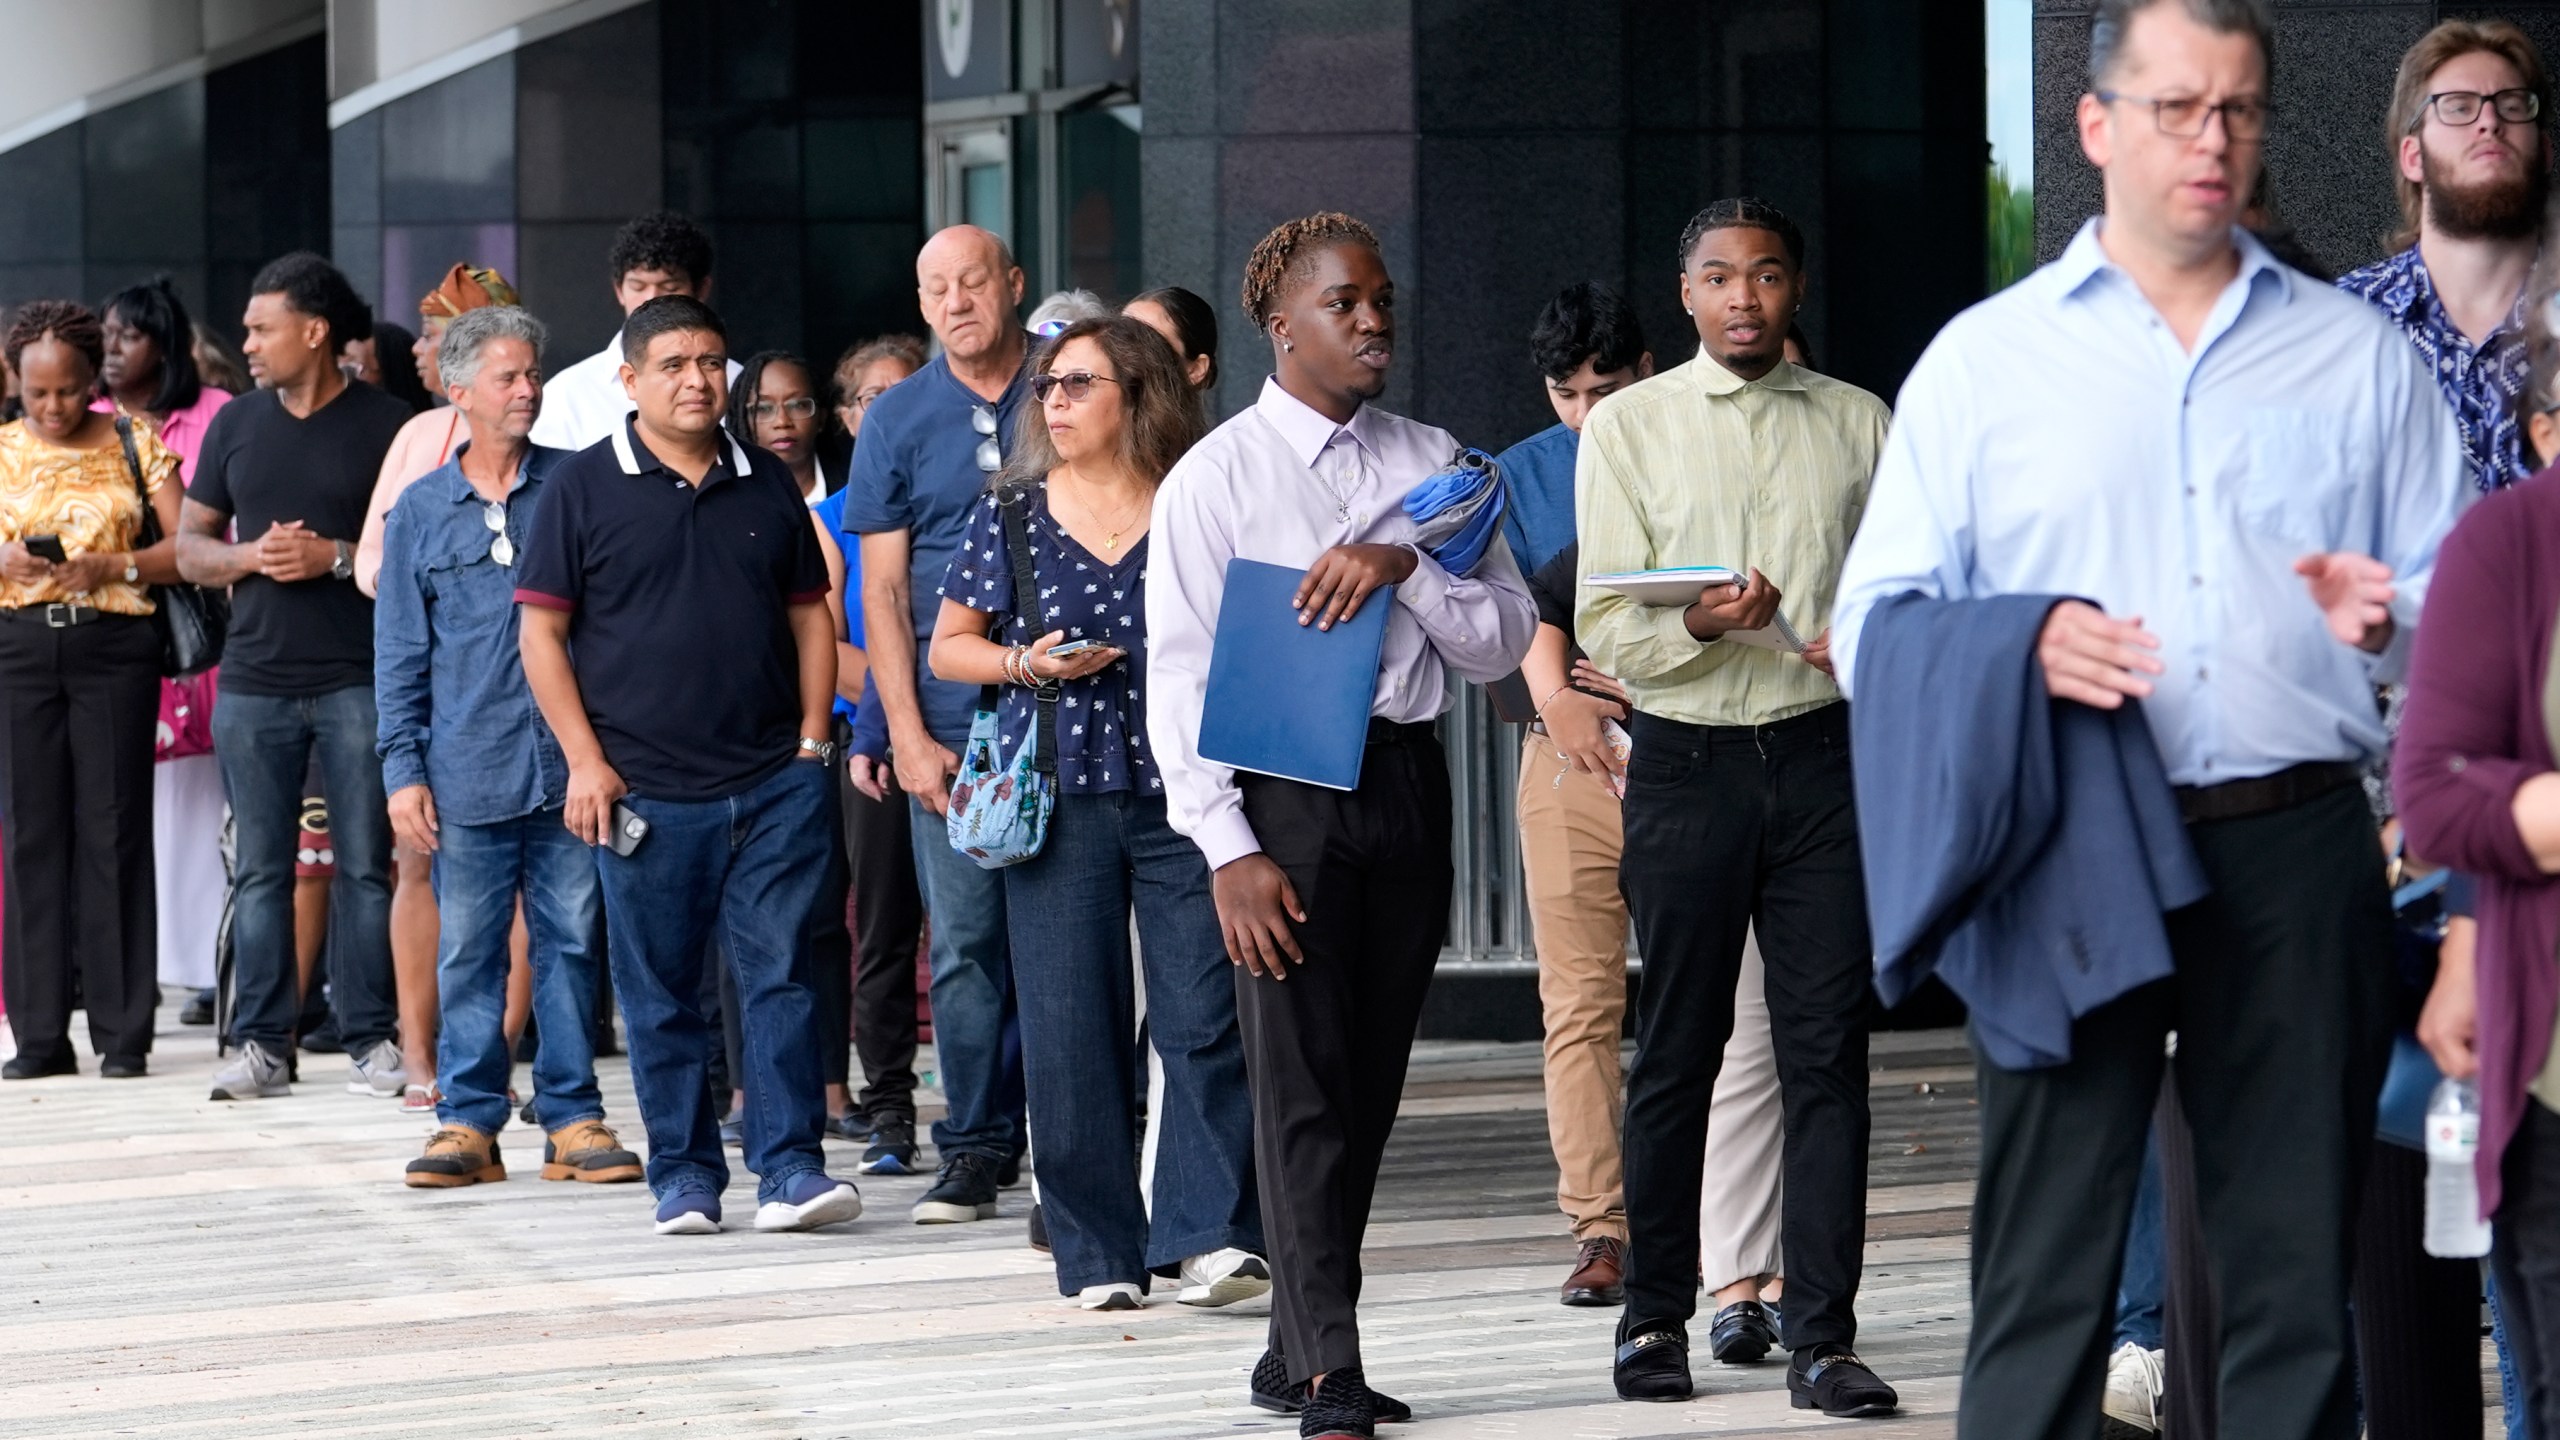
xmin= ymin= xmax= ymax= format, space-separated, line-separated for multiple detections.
xmin=2 ymin=1051 xmax=76 ymax=1080
xmin=1249 ymin=1351 xmax=1411 ymax=1423
xmin=100 ymin=1055 xmax=148 ymax=1079
xmin=1789 ymin=1349 xmax=1899 ymax=1417
xmin=1299 ymin=1366 xmax=1388 ymax=1438
xmin=1709 ymin=1299 xmax=1779 ymax=1363
xmin=1613 ymin=1326 xmax=1692 ymax=1401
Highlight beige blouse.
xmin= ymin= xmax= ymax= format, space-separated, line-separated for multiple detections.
xmin=0 ymin=414 xmax=177 ymax=614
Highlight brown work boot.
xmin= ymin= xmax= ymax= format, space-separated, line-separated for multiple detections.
xmin=1563 ymin=1233 xmax=1627 ymax=1307
xmin=542 ymin=1119 xmax=644 ymax=1183
xmin=405 ymin=1125 xmax=505 ymax=1187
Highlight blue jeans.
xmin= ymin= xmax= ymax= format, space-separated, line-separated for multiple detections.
xmin=909 ymin=796 xmax=1024 ymax=1161
xmin=213 ymin=685 xmax=394 ymax=1054
xmin=598 ymin=760 xmax=832 ymax=1204
xmin=1004 ymin=791 xmax=1262 ymax=1292
xmin=2113 ymin=1121 xmax=2166 ymax=1351
xmin=432 ymin=810 xmax=604 ymax=1136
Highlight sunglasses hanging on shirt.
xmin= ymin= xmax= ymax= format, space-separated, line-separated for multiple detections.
xmin=971 ymin=403 xmax=1001 ymax=474
xmin=485 ymin=501 xmax=513 ymax=567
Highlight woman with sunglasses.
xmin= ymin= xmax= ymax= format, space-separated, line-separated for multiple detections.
xmin=927 ymin=315 xmax=1267 ymax=1313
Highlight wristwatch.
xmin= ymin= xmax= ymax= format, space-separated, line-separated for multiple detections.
xmin=798 ymin=736 xmax=837 ymax=762
xmin=330 ymin=540 xmax=354 ymax=581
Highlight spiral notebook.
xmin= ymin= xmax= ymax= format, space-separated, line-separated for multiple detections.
xmin=1198 ymin=558 xmax=1392 ymax=791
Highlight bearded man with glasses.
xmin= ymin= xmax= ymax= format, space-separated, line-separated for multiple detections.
xmin=2341 ymin=20 xmax=2553 ymax=495
xmin=843 ymin=225 xmax=1037 ymax=1226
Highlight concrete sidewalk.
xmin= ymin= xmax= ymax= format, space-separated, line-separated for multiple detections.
xmin=0 ymin=1004 xmax=1981 ymax=1437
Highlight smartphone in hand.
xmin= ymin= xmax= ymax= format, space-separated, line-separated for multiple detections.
xmin=24 ymin=534 xmax=66 ymax=564
xmin=1045 ymin=638 xmax=1108 ymax=659
xmin=605 ymin=801 xmax=650 ymax=856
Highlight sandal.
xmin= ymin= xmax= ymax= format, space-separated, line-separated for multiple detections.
xmin=400 ymin=1083 xmax=437 ymax=1114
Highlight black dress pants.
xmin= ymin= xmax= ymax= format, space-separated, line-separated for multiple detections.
xmin=0 ymin=612 xmax=161 ymax=1063
xmin=2491 ymin=1098 xmax=2560 ymax=1439
xmin=1617 ymin=702 xmax=1875 ymax=1348
xmin=1960 ymin=782 xmax=2394 ymax=1440
xmin=806 ymin=755 xmax=856 ymax=1090
xmin=847 ymin=755 xmax=922 ymax=1122
xmin=1234 ymin=724 xmax=1453 ymax=1384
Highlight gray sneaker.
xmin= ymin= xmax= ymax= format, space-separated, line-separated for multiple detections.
xmin=209 ymin=1041 xmax=290 ymax=1101
xmin=347 ymin=1039 xmax=407 ymax=1097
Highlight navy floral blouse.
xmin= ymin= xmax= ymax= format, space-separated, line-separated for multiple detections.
xmin=938 ymin=483 xmax=1157 ymax=795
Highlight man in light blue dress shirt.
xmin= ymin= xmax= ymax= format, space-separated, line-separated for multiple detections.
xmin=1832 ymin=2 xmax=2469 ymax=1436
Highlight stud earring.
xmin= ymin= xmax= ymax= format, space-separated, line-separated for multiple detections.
xmin=1283 ymin=340 xmax=1294 ymax=352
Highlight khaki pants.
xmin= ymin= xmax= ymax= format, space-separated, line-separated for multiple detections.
xmin=1516 ymin=730 xmax=1783 ymax=1280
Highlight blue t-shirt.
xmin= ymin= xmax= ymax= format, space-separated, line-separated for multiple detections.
xmin=840 ymin=349 xmax=1033 ymax=748
xmin=937 ymin=484 xmax=1157 ymax=796
xmin=811 ymin=487 xmax=865 ymax=723
xmin=1494 ymin=420 xmax=1580 ymax=574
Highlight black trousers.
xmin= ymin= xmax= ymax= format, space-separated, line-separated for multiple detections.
xmin=1234 ymin=725 xmax=1452 ymax=1384
xmin=1616 ymin=703 xmax=1874 ymax=1347
xmin=807 ymin=755 xmax=856 ymax=1090
xmin=847 ymin=756 xmax=922 ymax=1121
xmin=1960 ymin=782 xmax=2393 ymax=1440
xmin=2492 ymin=1099 xmax=2560 ymax=1439
xmin=0 ymin=612 xmax=160 ymax=1062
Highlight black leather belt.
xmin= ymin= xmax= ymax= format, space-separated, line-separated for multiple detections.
xmin=2174 ymin=760 xmax=2360 ymax=825
xmin=0 ymin=602 xmax=103 ymax=628
xmin=1366 ymin=718 xmax=1435 ymax=745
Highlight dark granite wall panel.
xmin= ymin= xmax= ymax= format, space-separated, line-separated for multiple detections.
xmin=517 ymin=2 xmax=662 ymax=224
xmin=516 ymin=220 xmax=624 ymax=364
xmin=1138 ymin=133 xmax=1218 ymax=306
xmin=381 ymin=55 xmax=517 ymax=226
xmin=209 ymin=36 xmax=331 ymax=342
xmin=85 ymin=81 xmax=205 ymax=273
xmin=1626 ymin=0 xmax=1827 ymax=132
xmin=1213 ymin=133 xmax=1420 ymax=418
xmin=0 ymin=128 xmax=87 ymax=325
xmin=1142 ymin=0 xmax=1216 ymax=137
xmin=1414 ymin=0 xmax=1623 ymax=134
xmin=1217 ymin=0 xmax=1415 ymax=137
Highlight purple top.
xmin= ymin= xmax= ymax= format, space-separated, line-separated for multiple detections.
xmin=2395 ymin=469 xmax=2560 ymax=1217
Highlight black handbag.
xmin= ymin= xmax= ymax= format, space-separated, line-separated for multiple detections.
xmin=114 ymin=414 xmax=228 ymax=676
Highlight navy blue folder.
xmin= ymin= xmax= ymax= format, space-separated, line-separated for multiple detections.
xmin=1198 ymin=557 xmax=1392 ymax=791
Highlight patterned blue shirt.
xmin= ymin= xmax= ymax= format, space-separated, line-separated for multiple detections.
xmin=2337 ymin=245 xmax=2532 ymax=492
xmin=939 ymin=483 xmax=1158 ymax=795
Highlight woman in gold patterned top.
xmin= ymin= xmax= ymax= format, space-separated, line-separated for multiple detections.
xmin=0 ymin=300 xmax=185 ymax=1081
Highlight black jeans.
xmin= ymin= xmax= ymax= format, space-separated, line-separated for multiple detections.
xmin=846 ymin=756 xmax=922 ymax=1122
xmin=2492 ymin=1099 xmax=2560 ymax=1440
xmin=1616 ymin=702 xmax=1874 ymax=1350
xmin=1961 ymin=782 xmax=2394 ymax=1440
xmin=1235 ymin=725 xmax=1452 ymax=1384
xmin=806 ymin=754 xmax=856 ymax=1091
xmin=0 ymin=612 xmax=160 ymax=1062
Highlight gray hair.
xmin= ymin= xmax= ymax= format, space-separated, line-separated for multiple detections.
xmin=1025 ymin=289 xmax=1111 ymax=335
xmin=2088 ymin=0 xmax=2275 ymax=90
xmin=437 ymin=305 xmax=549 ymax=391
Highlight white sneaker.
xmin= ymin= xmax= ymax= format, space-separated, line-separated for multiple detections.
xmin=347 ymin=1039 xmax=407 ymax=1097
xmin=208 ymin=1040 xmax=290 ymax=1101
xmin=1078 ymin=1282 xmax=1144 ymax=1311
xmin=2101 ymin=1342 xmax=2164 ymax=1434
xmin=1175 ymin=1247 xmax=1272 ymax=1308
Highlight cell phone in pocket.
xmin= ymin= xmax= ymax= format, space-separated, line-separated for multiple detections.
xmin=24 ymin=534 xmax=66 ymax=564
xmin=606 ymin=801 xmax=649 ymax=857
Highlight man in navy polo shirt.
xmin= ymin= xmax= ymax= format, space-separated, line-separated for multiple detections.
xmin=515 ymin=294 xmax=861 ymax=1237
xmin=844 ymin=224 xmax=1033 ymax=1225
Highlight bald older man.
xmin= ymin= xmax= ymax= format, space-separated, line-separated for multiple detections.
xmin=842 ymin=225 xmax=1034 ymax=1225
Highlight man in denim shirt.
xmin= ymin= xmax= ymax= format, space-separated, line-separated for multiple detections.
xmin=376 ymin=305 xmax=641 ymax=1190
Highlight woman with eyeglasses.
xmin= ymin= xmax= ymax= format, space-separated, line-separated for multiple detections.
xmin=732 ymin=351 xmax=834 ymax=503
xmin=926 ymin=315 xmax=1266 ymax=1313
xmin=830 ymin=335 xmax=926 ymax=446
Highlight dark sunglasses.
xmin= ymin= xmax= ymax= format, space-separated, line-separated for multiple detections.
xmin=1029 ymin=371 xmax=1122 ymax=404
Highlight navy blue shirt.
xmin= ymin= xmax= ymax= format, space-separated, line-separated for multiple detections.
xmin=938 ymin=484 xmax=1157 ymax=796
xmin=2337 ymin=246 xmax=2532 ymax=493
xmin=1494 ymin=421 xmax=1580 ymax=574
xmin=374 ymin=443 xmax=571 ymax=825
xmin=514 ymin=420 xmax=828 ymax=803
xmin=840 ymin=348 xmax=1033 ymax=748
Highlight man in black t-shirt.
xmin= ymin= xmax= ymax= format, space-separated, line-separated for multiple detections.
xmin=516 ymin=295 xmax=860 ymax=1236
xmin=180 ymin=253 xmax=412 ymax=1101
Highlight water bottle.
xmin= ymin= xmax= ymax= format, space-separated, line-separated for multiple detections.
xmin=2424 ymin=1077 xmax=2493 ymax=1258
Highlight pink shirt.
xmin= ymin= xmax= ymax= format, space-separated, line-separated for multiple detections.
xmin=91 ymin=385 xmax=232 ymax=485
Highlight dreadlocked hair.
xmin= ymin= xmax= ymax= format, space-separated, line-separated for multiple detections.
xmin=1240 ymin=212 xmax=1381 ymax=334
xmin=4 ymin=299 xmax=104 ymax=375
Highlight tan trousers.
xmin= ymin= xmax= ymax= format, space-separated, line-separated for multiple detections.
xmin=1516 ymin=730 xmax=1783 ymax=1283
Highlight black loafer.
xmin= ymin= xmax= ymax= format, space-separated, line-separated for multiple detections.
xmin=1613 ymin=1326 xmax=1693 ymax=1402
xmin=1249 ymin=1351 xmax=1413 ymax=1423
xmin=1 ymin=1051 xmax=76 ymax=1080
xmin=100 ymin=1055 xmax=147 ymax=1079
xmin=1709 ymin=1299 xmax=1780 ymax=1363
xmin=1790 ymin=1349 xmax=1898 ymax=1417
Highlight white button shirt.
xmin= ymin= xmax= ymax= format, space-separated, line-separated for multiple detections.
xmin=1146 ymin=377 xmax=1537 ymax=870
xmin=528 ymin=330 xmax=745 ymax=452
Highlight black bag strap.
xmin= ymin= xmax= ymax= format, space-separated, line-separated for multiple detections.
xmin=973 ymin=487 xmax=1058 ymax=777
xmin=114 ymin=414 xmax=165 ymax=548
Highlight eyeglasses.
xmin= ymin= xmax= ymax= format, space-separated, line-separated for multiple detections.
xmin=2413 ymin=87 xmax=2542 ymax=130
xmin=746 ymin=397 xmax=818 ymax=422
xmin=1029 ymin=371 xmax=1121 ymax=404
xmin=484 ymin=501 xmax=513 ymax=567
xmin=847 ymin=388 xmax=892 ymax=413
xmin=2095 ymin=89 xmax=2271 ymax=140
xmin=971 ymin=403 xmax=1000 ymax=473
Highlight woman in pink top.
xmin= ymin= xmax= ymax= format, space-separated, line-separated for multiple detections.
xmin=351 ymin=263 xmax=532 ymax=1108
xmin=99 ymin=278 xmax=232 ymax=1022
